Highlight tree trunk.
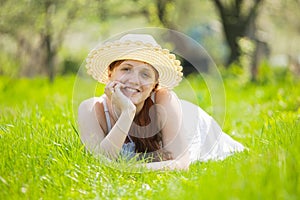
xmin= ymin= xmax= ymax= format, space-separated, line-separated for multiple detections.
xmin=155 ymin=0 xmax=176 ymax=29
xmin=45 ymin=34 xmax=56 ymax=83
xmin=44 ymin=0 xmax=56 ymax=83
xmin=213 ymin=0 xmax=264 ymax=67
xmin=225 ymin=29 xmax=241 ymax=66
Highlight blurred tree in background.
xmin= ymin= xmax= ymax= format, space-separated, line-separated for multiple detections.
xmin=265 ymin=0 xmax=300 ymax=76
xmin=0 ymin=0 xmax=299 ymax=81
xmin=0 ymin=0 xmax=86 ymax=82
xmin=212 ymin=0 xmax=264 ymax=67
xmin=212 ymin=0 xmax=266 ymax=82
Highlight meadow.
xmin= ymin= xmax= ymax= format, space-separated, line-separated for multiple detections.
xmin=0 ymin=69 xmax=299 ymax=199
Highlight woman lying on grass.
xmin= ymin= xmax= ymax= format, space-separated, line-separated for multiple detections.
xmin=78 ymin=34 xmax=244 ymax=170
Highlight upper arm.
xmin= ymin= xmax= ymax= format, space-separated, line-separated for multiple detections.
xmin=78 ymin=98 xmax=105 ymax=153
xmin=156 ymin=89 xmax=190 ymax=165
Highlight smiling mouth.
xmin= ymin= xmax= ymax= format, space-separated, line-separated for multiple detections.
xmin=123 ymin=87 xmax=141 ymax=94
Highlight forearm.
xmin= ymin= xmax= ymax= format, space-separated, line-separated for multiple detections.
xmin=99 ymin=110 xmax=135 ymax=158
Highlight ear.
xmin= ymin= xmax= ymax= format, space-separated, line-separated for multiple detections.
xmin=152 ymin=83 xmax=159 ymax=91
xmin=108 ymin=70 xmax=112 ymax=79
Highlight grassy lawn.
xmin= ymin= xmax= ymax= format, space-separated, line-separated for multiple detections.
xmin=0 ymin=72 xmax=299 ymax=199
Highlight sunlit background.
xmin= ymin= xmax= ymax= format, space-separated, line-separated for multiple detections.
xmin=1 ymin=0 xmax=299 ymax=82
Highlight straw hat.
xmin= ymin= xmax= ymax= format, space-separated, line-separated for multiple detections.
xmin=86 ymin=34 xmax=183 ymax=89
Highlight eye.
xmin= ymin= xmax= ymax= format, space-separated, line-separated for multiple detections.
xmin=121 ymin=67 xmax=130 ymax=72
xmin=141 ymin=71 xmax=154 ymax=79
xmin=142 ymin=72 xmax=150 ymax=78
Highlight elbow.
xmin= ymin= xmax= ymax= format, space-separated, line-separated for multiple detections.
xmin=174 ymin=152 xmax=191 ymax=170
xmin=99 ymin=141 xmax=120 ymax=160
xmin=182 ymin=160 xmax=191 ymax=170
xmin=176 ymin=159 xmax=190 ymax=170
xmin=84 ymin=141 xmax=120 ymax=161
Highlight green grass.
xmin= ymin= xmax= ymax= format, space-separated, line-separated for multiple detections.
xmin=0 ymin=73 xmax=300 ymax=199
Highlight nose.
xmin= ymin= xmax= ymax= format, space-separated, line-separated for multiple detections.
xmin=127 ymin=71 xmax=140 ymax=85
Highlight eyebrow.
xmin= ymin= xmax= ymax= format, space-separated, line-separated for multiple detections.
xmin=121 ymin=61 xmax=132 ymax=65
xmin=119 ymin=61 xmax=157 ymax=76
xmin=120 ymin=62 xmax=133 ymax=67
xmin=121 ymin=62 xmax=151 ymax=70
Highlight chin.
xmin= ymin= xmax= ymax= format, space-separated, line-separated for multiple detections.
xmin=121 ymin=90 xmax=149 ymax=105
xmin=128 ymin=95 xmax=149 ymax=105
xmin=128 ymin=97 xmax=142 ymax=105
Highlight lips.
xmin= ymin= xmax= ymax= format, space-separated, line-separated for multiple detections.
xmin=122 ymin=86 xmax=141 ymax=96
xmin=125 ymin=87 xmax=140 ymax=92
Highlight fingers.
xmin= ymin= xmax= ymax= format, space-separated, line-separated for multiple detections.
xmin=113 ymin=83 xmax=122 ymax=94
xmin=104 ymin=81 xmax=115 ymax=99
xmin=104 ymin=81 xmax=125 ymax=99
xmin=113 ymin=82 xmax=128 ymax=100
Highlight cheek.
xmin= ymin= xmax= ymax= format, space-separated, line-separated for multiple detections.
xmin=142 ymin=84 xmax=155 ymax=94
xmin=109 ymin=71 xmax=124 ymax=81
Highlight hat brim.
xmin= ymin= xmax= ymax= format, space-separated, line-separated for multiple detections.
xmin=86 ymin=41 xmax=183 ymax=89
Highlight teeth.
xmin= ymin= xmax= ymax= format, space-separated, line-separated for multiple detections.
xmin=126 ymin=88 xmax=139 ymax=92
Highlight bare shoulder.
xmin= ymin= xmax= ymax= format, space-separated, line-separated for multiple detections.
xmin=154 ymin=89 xmax=181 ymax=124
xmin=78 ymin=97 xmax=105 ymax=127
xmin=155 ymin=88 xmax=179 ymax=104
xmin=77 ymin=96 xmax=106 ymax=142
xmin=78 ymin=97 xmax=103 ymax=113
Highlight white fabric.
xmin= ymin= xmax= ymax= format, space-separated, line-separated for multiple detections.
xmin=180 ymin=100 xmax=245 ymax=162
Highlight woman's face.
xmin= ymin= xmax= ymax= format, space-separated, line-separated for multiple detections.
xmin=108 ymin=60 xmax=158 ymax=105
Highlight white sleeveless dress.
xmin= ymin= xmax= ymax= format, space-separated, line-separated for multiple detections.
xmin=96 ymin=94 xmax=245 ymax=163
xmin=180 ymin=100 xmax=244 ymax=162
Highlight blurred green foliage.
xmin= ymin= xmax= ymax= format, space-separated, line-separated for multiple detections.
xmin=0 ymin=0 xmax=299 ymax=82
xmin=0 ymin=52 xmax=20 ymax=77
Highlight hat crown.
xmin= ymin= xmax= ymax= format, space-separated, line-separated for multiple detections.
xmin=119 ymin=34 xmax=158 ymax=46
